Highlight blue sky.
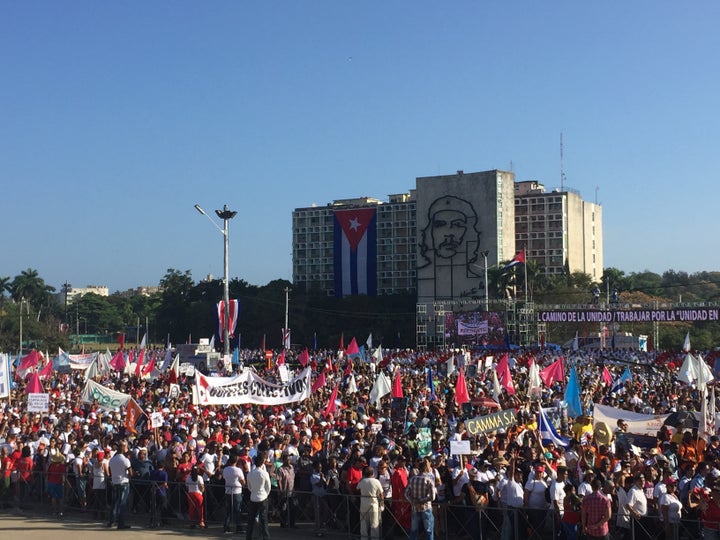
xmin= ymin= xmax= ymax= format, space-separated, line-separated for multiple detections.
xmin=2 ymin=2 xmax=718 ymax=293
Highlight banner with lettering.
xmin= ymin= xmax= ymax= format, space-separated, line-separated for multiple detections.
xmin=537 ymin=308 xmax=720 ymax=324
xmin=81 ymin=379 xmax=133 ymax=410
xmin=194 ymin=367 xmax=312 ymax=406
xmin=466 ymin=409 xmax=518 ymax=436
xmin=593 ymin=403 xmax=669 ymax=436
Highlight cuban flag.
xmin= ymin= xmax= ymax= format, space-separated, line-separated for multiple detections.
xmin=538 ymin=407 xmax=569 ymax=447
xmin=611 ymin=366 xmax=633 ymax=394
xmin=334 ymin=207 xmax=377 ymax=297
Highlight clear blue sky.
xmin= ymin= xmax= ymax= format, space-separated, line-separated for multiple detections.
xmin=2 ymin=2 xmax=718 ymax=293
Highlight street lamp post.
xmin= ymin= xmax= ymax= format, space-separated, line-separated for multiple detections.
xmin=195 ymin=204 xmax=237 ymax=358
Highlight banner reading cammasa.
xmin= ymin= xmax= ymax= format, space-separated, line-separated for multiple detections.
xmin=194 ymin=367 xmax=312 ymax=406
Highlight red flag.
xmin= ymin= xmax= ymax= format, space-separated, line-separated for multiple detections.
xmin=135 ymin=349 xmax=145 ymax=377
xmin=496 ymin=354 xmax=516 ymax=396
xmin=276 ymin=351 xmax=286 ymax=366
xmin=298 ymin=348 xmax=309 ymax=367
xmin=18 ymin=350 xmax=40 ymax=373
xmin=601 ymin=366 xmax=613 ymax=387
xmin=324 ymin=384 xmax=339 ymax=418
xmin=117 ymin=333 xmax=125 ymax=350
xmin=344 ymin=357 xmax=353 ymax=375
xmin=312 ymin=371 xmax=327 ymax=393
xmin=539 ymin=358 xmax=564 ymax=387
xmin=142 ymin=354 xmax=156 ymax=376
xmin=109 ymin=350 xmax=126 ymax=372
xmin=345 ymin=338 xmax=360 ymax=356
xmin=455 ymin=368 xmax=470 ymax=406
xmin=392 ymin=370 xmax=403 ymax=398
xmin=39 ymin=357 xmax=54 ymax=380
xmin=25 ymin=371 xmax=43 ymax=394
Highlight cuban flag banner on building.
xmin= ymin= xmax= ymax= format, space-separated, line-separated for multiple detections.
xmin=334 ymin=207 xmax=377 ymax=297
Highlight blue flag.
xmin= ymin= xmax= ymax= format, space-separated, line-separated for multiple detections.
xmin=564 ymin=365 xmax=583 ymax=418
xmin=232 ymin=348 xmax=239 ymax=366
xmin=427 ymin=368 xmax=436 ymax=401
xmin=313 ymin=332 xmax=318 ymax=351
xmin=538 ymin=407 xmax=569 ymax=447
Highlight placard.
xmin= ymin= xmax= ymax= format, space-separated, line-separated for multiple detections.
xmin=150 ymin=412 xmax=164 ymax=429
xmin=450 ymin=439 xmax=472 ymax=456
xmin=27 ymin=393 xmax=50 ymax=413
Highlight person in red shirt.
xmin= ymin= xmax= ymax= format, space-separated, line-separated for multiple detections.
xmin=13 ymin=446 xmax=33 ymax=509
xmin=700 ymin=486 xmax=720 ymax=540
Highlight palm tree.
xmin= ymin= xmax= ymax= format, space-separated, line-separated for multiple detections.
xmin=10 ymin=268 xmax=56 ymax=311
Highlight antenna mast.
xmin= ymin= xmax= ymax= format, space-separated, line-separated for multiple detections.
xmin=560 ymin=132 xmax=565 ymax=191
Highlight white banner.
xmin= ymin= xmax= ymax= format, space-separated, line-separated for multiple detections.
xmin=457 ymin=319 xmax=488 ymax=336
xmin=593 ymin=403 xmax=669 ymax=436
xmin=67 ymin=352 xmax=98 ymax=370
xmin=27 ymin=393 xmax=49 ymax=413
xmin=81 ymin=379 xmax=133 ymax=410
xmin=0 ymin=354 xmax=10 ymax=399
xmin=195 ymin=367 xmax=312 ymax=406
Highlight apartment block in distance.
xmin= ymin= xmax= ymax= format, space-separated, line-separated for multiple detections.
xmin=514 ymin=181 xmax=603 ymax=281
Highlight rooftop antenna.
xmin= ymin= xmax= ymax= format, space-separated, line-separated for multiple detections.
xmin=560 ymin=132 xmax=566 ymax=192
xmin=595 ymin=186 xmax=599 ymax=205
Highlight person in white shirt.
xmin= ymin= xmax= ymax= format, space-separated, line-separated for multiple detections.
xmin=246 ymin=454 xmax=271 ymax=540
xmin=107 ymin=440 xmax=132 ymax=530
xmin=626 ymin=474 xmax=649 ymax=539
xmin=223 ymin=454 xmax=246 ymax=534
xmin=358 ymin=466 xmax=384 ymax=540
xmin=659 ymin=478 xmax=682 ymax=539
xmin=500 ymin=468 xmax=525 ymax=540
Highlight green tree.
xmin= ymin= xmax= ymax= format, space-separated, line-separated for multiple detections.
xmin=10 ymin=268 xmax=56 ymax=312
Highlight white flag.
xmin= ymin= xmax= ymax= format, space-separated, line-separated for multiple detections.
xmin=683 ymin=332 xmax=691 ymax=353
xmin=366 ymin=334 xmax=373 ymax=349
xmin=140 ymin=333 xmax=147 ymax=350
xmin=369 ymin=372 xmax=391 ymax=406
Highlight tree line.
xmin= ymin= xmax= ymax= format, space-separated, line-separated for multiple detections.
xmin=1 ymin=266 xmax=719 ymax=353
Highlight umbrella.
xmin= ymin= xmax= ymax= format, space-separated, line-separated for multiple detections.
xmin=664 ymin=410 xmax=698 ymax=430
xmin=471 ymin=397 xmax=501 ymax=410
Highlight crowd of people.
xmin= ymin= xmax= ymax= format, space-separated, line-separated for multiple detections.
xmin=1 ymin=344 xmax=720 ymax=540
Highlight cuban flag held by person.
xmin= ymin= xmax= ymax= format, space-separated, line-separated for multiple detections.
xmin=334 ymin=207 xmax=377 ymax=297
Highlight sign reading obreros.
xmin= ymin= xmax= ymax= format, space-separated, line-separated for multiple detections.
xmin=466 ymin=409 xmax=518 ymax=436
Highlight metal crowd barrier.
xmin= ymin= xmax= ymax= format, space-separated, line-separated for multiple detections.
xmin=0 ymin=473 xmax=711 ymax=540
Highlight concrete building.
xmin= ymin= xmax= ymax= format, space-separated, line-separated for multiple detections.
xmin=292 ymin=193 xmax=417 ymax=296
xmin=55 ymin=284 xmax=109 ymax=304
xmin=514 ymin=181 xmax=603 ymax=281
xmin=291 ymin=170 xmax=602 ymax=349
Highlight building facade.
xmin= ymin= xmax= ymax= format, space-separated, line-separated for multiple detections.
xmin=292 ymin=193 xmax=417 ymax=296
xmin=291 ymin=170 xmax=602 ymax=348
xmin=514 ymin=181 xmax=603 ymax=281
